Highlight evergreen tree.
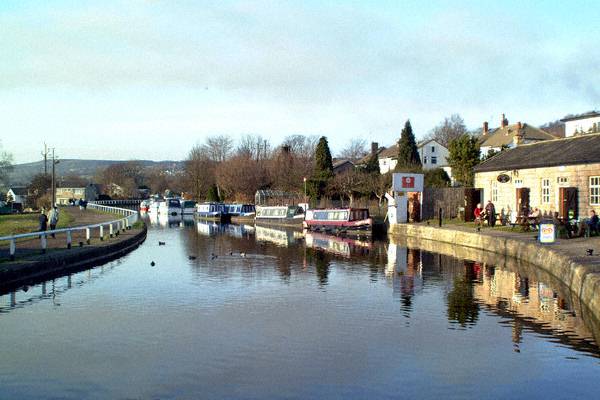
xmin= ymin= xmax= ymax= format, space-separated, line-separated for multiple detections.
xmin=394 ymin=120 xmax=422 ymax=172
xmin=424 ymin=167 xmax=451 ymax=188
xmin=447 ymin=134 xmax=480 ymax=187
xmin=313 ymin=136 xmax=334 ymax=179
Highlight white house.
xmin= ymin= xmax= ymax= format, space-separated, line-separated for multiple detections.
xmin=6 ymin=187 xmax=28 ymax=205
xmin=560 ymin=111 xmax=600 ymax=137
xmin=479 ymin=116 xmax=557 ymax=158
xmin=370 ymin=140 xmax=450 ymax=175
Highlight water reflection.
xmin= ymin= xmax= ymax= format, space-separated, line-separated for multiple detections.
xmin=2 ymin=217 xmax=599 ymax=400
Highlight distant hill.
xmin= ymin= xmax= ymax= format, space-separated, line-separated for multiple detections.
xmin=8 ymin=159 xmax=184 ymax=186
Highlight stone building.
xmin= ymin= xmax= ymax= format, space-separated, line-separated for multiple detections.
xmin=473 ymin=133 xmax=600 ymax=219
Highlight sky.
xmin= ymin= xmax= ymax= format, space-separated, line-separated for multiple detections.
xmin=1 ymin=0 xmax=599 ymax=164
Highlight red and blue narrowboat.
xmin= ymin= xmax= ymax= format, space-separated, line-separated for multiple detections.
xmin=303 ymin=208 xmax=372 ymax=235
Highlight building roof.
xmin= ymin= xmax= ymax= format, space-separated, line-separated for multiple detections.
xmin=479 ymin=123 xmax=556 ymax=148
xmin=333 ymin=159 xmax=354 ymax=168
xmin=8 ymin=187 xmax=28 ymax=196
xmin=560 ymin=111 xmax=600 ymax=122
xmin=474 ymin=133 xmax=600 ymax=172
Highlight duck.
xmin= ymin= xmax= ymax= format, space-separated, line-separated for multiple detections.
xmin=150 ymin=261 xmax=156 ymax=266
xmin=240 ymin=252 xmax=246 ymax=258
xmin=158 ymin=241 xmax=166 ymax=246
xmin=188 ymin=255 xmax=197 ymax=260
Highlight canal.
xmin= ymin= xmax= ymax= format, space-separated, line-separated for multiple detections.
xmin=1 ymin=215 xmax=600 ymax=399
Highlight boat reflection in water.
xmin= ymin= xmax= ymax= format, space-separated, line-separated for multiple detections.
xmin=304 ymin=231 xmax=371 ymax=258
xmin=222 ymin=223 xmax=255 ymax=238
xmin=196 ymin=220 xmax=222 ymax=236
xmin=254 ymin=225 xmax=303 ymax=247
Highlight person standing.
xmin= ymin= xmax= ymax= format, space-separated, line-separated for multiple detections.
xmin=49 ymin=206 xmax=59 ymax=238
xmin=485 ymin=200 xmax=496 ymax=227
xmin=38 ymin=209 xmax=48 ymax=237
xmin=474 ymin=203 xmax=484 ymax=228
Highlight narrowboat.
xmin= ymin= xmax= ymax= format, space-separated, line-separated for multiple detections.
xmin=196 ymin=202 xmax=230 ymax=222
xmin=159 ymin=198 xmax=182 ymax=217
xmin=303 ymin=208 xmax=372 ymax=235
xmin=181 ymin=200 xmax=197 ymax=215
xmin=139 ymin=199 xmax=151 ymax=213
xmin=225 ymin=203 xmax=256 ymax=217
xmin=147 ymin=199 xmax=163 ymax=215
xmin=254 ymin=205 xmax=305 ymax=226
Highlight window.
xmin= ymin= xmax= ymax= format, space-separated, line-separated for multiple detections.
xmin=431 ymin=146 xmax=435 ymax=153
xmin=542 ymin=178 xmax=551 ymax=204
xmin=591 ymin=176 xmax=600 ymax=205
xmin=492 ymin=182 xmax=498 ymax=202
xmin=423 ymin=156 xmax=428 ymax=164
xmin=431 ymin=156 xmax=437 ymax=165
xmin=557 ymin=177 xmax=568 ymax=185
xmin=514 ymin=179 xmax=523 ymax=187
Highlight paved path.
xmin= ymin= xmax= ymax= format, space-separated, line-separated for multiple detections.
xmin=429 ymin=222 xmax=600 ymax=267
xmin=0 ymin=207 xmax=133 ymax=263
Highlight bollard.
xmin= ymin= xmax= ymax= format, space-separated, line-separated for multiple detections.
xmin=66 ymin=230 xmax=72 ymax=249
xmin=9 ymin=238 xmax=16 ymax=261
xmin=41 ymin=234 xmax=47 ymax=254
xmin=100 ymin=225 xmax=104 ymax=241
xmin=86 ymin=227 xmax=91 ymax=244
xmin=438 ymin=208 xmax=443 ymax=227
xmin=109 ymin=223 xmax=114 ymax=238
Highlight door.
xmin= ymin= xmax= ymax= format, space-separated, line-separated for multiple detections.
xmin=516 ymin=188 xmax=530 ymax=215
xmin=464 ymin=188 xmax=482 ymax=222
xmin=559 ymin=187 xmax=578 ymax=220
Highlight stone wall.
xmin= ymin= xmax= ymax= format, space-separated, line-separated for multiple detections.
xmin=474 ymin=162 xmax=600 ymax=218
xmin=389 ymin=223 xmax=600 ymax=325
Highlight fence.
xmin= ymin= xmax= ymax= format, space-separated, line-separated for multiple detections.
xmin=422 ymin=187 xmax=465 ymax=220
xmin=0 ymin=203 xmax=139 ymax=261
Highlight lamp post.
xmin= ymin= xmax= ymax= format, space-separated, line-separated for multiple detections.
xmin=303 ymin=177 xmax=307 ymax=205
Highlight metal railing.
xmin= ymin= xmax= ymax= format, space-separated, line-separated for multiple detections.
xmin=0 ymin=203 xmax=140 ymax=261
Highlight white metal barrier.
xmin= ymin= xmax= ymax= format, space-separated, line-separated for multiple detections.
xmin=0 ymin=204 xmax=140 ymax=261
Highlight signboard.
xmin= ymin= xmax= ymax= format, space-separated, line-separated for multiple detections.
xmin=392 ymin=173 xmax=424 ymax=193
xmin=538 ymin=223 xmax=555 ymax=244
xmin=497 ymin=174 xmax=511 ymax=183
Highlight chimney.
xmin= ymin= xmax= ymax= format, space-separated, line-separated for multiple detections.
xmin=513 ymin=133 xmax=523 ymax=146
xmin=501 ymin=113 xmax=508 ymax=128
xmin=371 ymin=142 xmax=378 ymax=156
xmin=483 ymin=121 xmax=489 ymax=135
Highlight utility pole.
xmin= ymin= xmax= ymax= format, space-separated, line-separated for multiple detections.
xmin=41 ymin=143 xmax=49 ymax=175
xmin=51 ymin=148 xmax=59 ymax=207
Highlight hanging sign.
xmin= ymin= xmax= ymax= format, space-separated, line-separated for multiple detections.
xmin=538 ymin=224 xmax=556 ymax=244
xmin=497 ymin=174 xmax=511 ymax=183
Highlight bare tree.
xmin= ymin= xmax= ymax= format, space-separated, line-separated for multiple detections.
xmin=205 ymin=135 xmax=233 ymax=162
xmin=328 ymin=169 xmax=366 ymax=206
xmin=184 ymin=144 xmax=216 ymax=200
xmin=426 ymin=114 xmax=468 ymax=147
xmin=216 ymin=154 xmax=269 ymax=201
xmin=282 ymin=134 xmax=319 ymax=160
xmin=0 ymin=140 xmax=13 ymax=190
xmin=97 ymin=161 xmax=146 ymax=198
xmin=338 ymin=138 xmax=368 ymax=160
xmin=237 ymin=134 xmax=271 ymax=161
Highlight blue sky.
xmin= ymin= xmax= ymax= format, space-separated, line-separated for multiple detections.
xmin=1 ymin=0 xmax=599 ymax=163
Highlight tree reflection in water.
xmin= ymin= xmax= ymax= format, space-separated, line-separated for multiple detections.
xmin=447 ymin=261 xmax=480 ymax=327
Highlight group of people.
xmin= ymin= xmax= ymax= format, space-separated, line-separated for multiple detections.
xmin=553 ymin=209 xmax=599 ymax=238
xmin=38 ymin=206 xmax=60 ymax=237
xmin=474 ymin=201 xmax=496 ymax=227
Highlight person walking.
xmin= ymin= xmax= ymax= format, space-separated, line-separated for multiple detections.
xmin=485 ymin=200 xmax=496 ymax=227
xmin=38 ymin=208 xmax=48 ymax=237
xmin=49 ymin=206 xmax=59 ymax=238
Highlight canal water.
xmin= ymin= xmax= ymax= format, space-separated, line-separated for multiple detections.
xmin=1 ymin=215 xmax=600 ymax=399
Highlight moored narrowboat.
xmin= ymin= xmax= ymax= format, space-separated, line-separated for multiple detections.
xmin=159 ymin=198 xmax=182 ymax=217
xmin=255 ymin=205 xmax=305 ymax=226
xmin=226 ymin=203 xmax=256 ymax=217
xmin=196 ymin=202 xmax=230 ymax=222
xmin=181 ymin=200 xmax=197 ymax=215
xmin=303 ymin=208 xmax=372 ymax=235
